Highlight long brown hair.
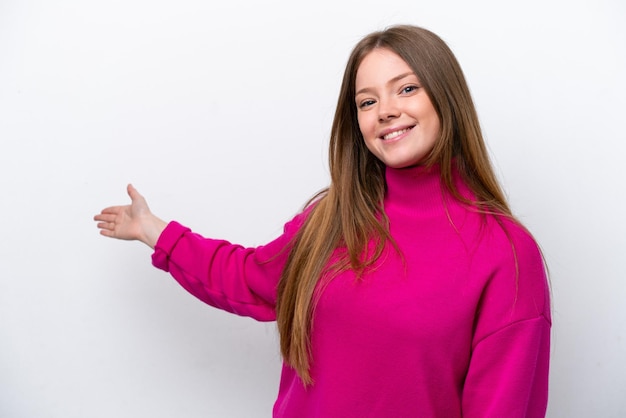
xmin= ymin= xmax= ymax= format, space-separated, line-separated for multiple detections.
xmin=276 ymin=25 xmax=512 ymax=385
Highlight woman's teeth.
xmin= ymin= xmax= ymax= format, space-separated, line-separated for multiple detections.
xmin=383 ymin=128 xmax=410 ymax=140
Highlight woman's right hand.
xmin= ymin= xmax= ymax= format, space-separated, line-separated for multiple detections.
xmin=94 ymin=184 xmax=167 ymax=249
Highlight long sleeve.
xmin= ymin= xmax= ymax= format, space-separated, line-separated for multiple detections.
xmin=151 ymin=212 xmax=306 ymax=322
xmin=462 ymin=220 xmax=552 ymax=417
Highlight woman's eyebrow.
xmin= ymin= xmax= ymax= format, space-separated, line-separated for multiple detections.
xmin=355 ymin=72 xmax=415 ymax=96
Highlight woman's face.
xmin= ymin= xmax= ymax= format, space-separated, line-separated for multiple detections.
xmin=355 ymin=48 xmax=440 ymax=169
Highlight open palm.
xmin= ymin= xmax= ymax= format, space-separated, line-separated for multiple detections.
xmin=94 ymin=184 xmax=166 ymax=248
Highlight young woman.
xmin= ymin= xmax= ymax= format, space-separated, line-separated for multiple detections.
xmin=95 ymin=25 xmax=551 ymax=417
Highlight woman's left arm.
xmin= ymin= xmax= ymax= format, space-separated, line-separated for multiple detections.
xmin=462 ymin=222 xmax=552 ymax=418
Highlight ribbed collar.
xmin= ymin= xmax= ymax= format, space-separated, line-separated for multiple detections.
xmin=383 ymin=163 xmax=460 ymax=217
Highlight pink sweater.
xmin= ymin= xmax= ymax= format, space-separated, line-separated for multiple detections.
xmin=152 ymin=164 xmax=551 ymax=417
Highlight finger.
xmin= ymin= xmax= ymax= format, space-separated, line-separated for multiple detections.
xmin=97 ymin=206 xmax=123 ymax=216
xmin=127 ymin=184 xmax=143 ymax=202
xmin=94 ymin=213 xmax=117 ymax=222
xmin=99 ymin=229 xmax=116 ymax=238
xmin=96 ymin=221 xmax=115 ymax=231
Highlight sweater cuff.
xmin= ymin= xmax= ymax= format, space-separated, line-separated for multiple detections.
xmin=151 ymin=221 xmax=191 ymax=272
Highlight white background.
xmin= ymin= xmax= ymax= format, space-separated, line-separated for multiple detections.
xmin=1 ymin=0 xmax=624 ymax=416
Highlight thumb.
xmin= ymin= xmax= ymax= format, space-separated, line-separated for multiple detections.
xmin=126 ymin=183 xmax=143 ymax=202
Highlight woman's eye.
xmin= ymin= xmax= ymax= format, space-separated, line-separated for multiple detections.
xmin=401 ymin=85 xmax=419 ymax=94
xmin=359 ymin=100 xmax=376 ymax=109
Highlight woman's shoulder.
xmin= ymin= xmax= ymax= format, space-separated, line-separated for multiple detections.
xmin=491 ymin=214 xmax=540 ymax=254
xmin=453 ymin=207 xmax=544 ymax=277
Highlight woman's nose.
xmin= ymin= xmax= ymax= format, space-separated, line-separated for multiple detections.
xmin=378 ymin=98 xmax=400 ymax=121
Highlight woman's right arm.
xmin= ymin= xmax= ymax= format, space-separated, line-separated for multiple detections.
xmin=150 ymin=218 xmax=302 ymax=321
xmin=94 ymin=184 xmax=305 ymax=321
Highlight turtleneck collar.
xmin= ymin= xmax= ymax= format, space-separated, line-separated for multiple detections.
xmin=383 ymin=163 xmax=467 ymax=217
